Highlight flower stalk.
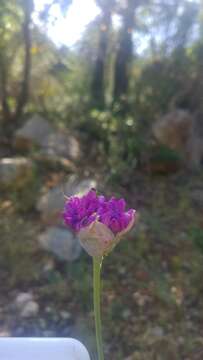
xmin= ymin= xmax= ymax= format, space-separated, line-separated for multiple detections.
xmin=93 ymin=256 xmax=104 ymax=360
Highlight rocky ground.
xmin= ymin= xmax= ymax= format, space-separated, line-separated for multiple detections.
xmin=1 ymin=115 xmax=203 ymax=359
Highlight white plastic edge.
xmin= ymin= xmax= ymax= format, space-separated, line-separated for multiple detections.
xmin=0 ymin=337 xmax=91 ymax=360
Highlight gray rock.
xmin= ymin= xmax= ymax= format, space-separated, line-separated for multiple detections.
xmin=152 ymin=109 xmax=203 ymax=169
xmin=38 ymin=227 xmax=81 ymax=261
xmin=37 ymin=176 xmax=97 ymax=224
xmin=190 ymin=189 xmax=203 ymax=207
xmin=118 ymin=266 xmax=126 ymax=275
xmin=45 ymin=306 xmax=53 ymax=314
xmin=186 ymin=320 xmax=193 ymax=330
xmin=60 ymin=311 xmax=71 ymax=320
xmin=0 ymin=157 xmax=33 ymax=188
xmin=41 ymin=131 xmax=80 ymax=160
xmin=151 ymin=326 xmax=164 ymax=338
xmin=65 ymin=177 xmax=97 ymax=197
xmin=15 ymin=293 xmax=33 ymax=309
xmin=33 ymin=153 xmax=75 ymax=172
xmin=37 ymin=185 xmax=65 ymax=224
xmin=15 ymin=114 xmax=53 ymax=149
xmin=15 ymin=292 xmax=39 ymax=318
xmin=20 ymin=301 xmax=39 ymax=318
xmin=178 ymin=336 xmax=185 ymax=345
xmin=122 ymin=309 xmax=131 ymax=319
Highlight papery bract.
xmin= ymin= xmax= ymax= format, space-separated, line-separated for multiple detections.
xmin=78 ymin=210 xmax=136 ymax=257
xmin=78 ymin=221 xmax=115 ymax=257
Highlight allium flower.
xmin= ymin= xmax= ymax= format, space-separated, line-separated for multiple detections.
xmin=62 ymin=189 xmax=137 ymax=360
xmin=63 ymin=189 xmax=136 ymax=257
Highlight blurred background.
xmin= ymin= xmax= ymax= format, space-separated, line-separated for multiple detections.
xmin=0 ymin=0 xmax=203 ymax=359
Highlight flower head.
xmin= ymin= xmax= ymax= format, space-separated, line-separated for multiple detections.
xmin=63 ymin=189 xmax=136 ymax=256
xmin=63 ymin=189 xmax=99 ymax=231
xmin=98 ymin=197 xmax=135 ymax=235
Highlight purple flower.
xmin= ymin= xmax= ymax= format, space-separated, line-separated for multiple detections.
xmin=63 ymin=189 xmax=136 ymax=256
xmin=98 ymin=197 xmax=134 ymax=235
xmin=63 ymin=189 xmax=99 ymax=231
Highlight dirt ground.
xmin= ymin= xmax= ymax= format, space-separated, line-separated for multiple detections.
xmin=1 ymin=155 xmax=203 ymax=359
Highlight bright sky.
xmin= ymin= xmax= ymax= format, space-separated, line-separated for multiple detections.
xmin=33 ymin=0 xmax=200 ymax=53
xmin=33 ymin=0 xmax=100 ymax=47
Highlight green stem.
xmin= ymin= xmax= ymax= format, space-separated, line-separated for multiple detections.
xmin=93 ymin=256 xmax=104 ymax=360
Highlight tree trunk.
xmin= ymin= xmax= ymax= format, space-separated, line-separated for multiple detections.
xmin=0 ymin=57 xmax=11 ymax=122
xmin=91 ymin=10 xmax=112 ymax=108
xmin=14 ymin=0 xmax=32 ymax=123
xmin=113 ymin=1 xmax=135 ymax=104
xmin=0 ymin=0 xmax=32 ymax=135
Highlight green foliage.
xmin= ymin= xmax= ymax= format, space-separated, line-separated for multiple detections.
xmin=189 ymin=226 xmax=203 ymax=253
xmin=0 ymin=0 xmax=202 ymax=174
xmin=0 ymin=214 xmax=40 ymax=288
xmin=151 ymin=145 xmax=182 ymax=163
xmin=9 ymin=163 xmax=41 ymax=213
xmin=67 ymin=258 xmax=92 ymax=311
xmin=79 ymin=109 xmax=111 ymax=142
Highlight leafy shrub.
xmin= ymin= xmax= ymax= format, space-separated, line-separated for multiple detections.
xmin=189 ymin=226 xmax=203 ymax=253
xmin=150 ymin=145 xmax=183 ymax=163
